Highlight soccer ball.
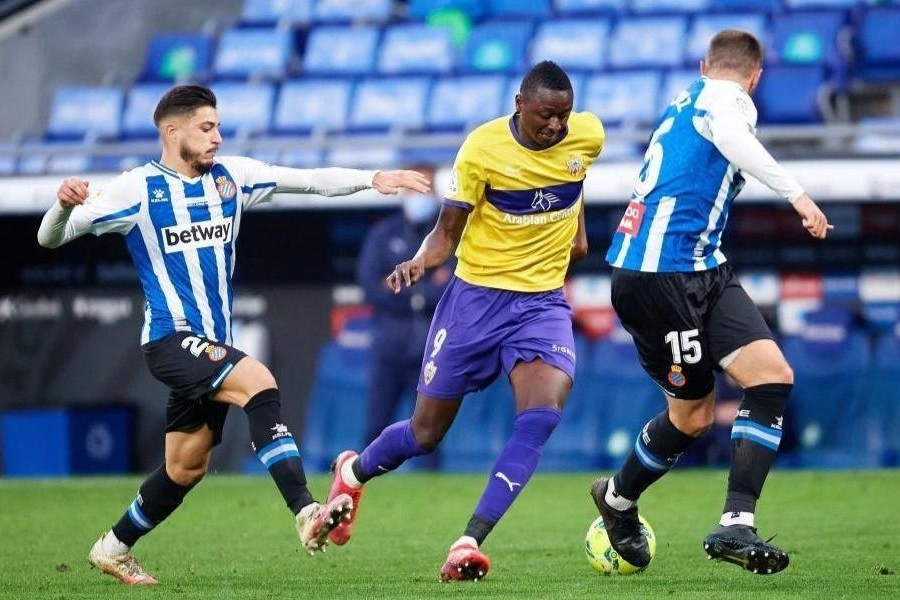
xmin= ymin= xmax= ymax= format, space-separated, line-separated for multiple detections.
xmin=584 ymin=514 xmax=656 ymax=575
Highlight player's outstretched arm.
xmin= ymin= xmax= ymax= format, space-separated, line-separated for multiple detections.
xmin=791 ymin=192 xmax=832 ymax=240
xmin=271 ymin=166 xmax=430 ymax=197
xmin=371 ymin=170 xmax=430 ymax=195
xmin=387 ymin=204 xmax=467 ymax=293
xmin=37 ymin=177 xmax=91 ymax=248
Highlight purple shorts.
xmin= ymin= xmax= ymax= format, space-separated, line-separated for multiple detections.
xmin=416 ymin=276 xmax=576 ymax=399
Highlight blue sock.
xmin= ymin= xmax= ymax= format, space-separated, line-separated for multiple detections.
xmin=357 ymin=419 xmax=428 ymax=482
xmin=467 ymin=407 xmax=561 ymax=542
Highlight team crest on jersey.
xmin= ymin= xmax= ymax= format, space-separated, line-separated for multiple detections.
xmin=205 ymin=345 xmax=227 ymax=362
xmin=423 ymin=359 xmax=438 ymax=385
xmin=667 ymin=365 xmax=686 ymax=388
xmin=215 ymin=175 xmax=236 ymax=200
xmin=566 ymin=155 xmax=584 ymax=176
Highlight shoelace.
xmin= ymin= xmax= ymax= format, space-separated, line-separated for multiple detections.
xmin=120 ymin=556 xmax=146 ymax=577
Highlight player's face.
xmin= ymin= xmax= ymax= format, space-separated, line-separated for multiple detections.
xmin=178 ymin=106 xmax=222 ymax=174
xmin=516 ymin=88 xmax=573 ymax=149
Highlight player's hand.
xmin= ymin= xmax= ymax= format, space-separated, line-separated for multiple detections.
xmin=57 ymin=177 xmax=90 ymax=208
xmin=372 ymin=170 xmax=431 ymax=195
xmin=386 ymin=257 xmax=427 ymax=293
xmin=792 ymin=193 xmax=832 ymax=240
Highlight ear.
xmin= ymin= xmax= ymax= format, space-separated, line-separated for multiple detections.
xmin=748 ymin=68 xmax=763 ymax=94
xmin=514 ymin=93 xmax=523 ymax=115
xmin=699 ymin=59 xmax=709 ymax=76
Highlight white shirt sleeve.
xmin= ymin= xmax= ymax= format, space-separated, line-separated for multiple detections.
xmin=708 ymin=94 xmax=805 ymax=203
xmin=37 ymin=173 xmax=139 ymax=248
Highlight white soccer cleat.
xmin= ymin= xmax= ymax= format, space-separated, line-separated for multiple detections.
xmin=88 ymin=535 xmax=158 ymax=585
xmin=294 ymin=494 xmax=353 ymax=555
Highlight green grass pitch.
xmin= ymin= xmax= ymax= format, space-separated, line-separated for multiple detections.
xmin=1 ymin=470 xmax=898 ymax=599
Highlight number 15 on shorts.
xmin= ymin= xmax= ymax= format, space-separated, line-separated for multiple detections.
xmin=665 ymin=329 xmax=701 ymax=364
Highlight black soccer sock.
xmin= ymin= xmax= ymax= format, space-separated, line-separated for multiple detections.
xmin=463 ymin=515 xmax=495 ymax=546
xmin=245 ymin=388 xmax=315 ymax=514
xmin=723 ymin=383 xmax=791 ymax=515
xmin=614 ymin=410 xmax=698 ymax=501
xmin=111 ymin=464 xmax=194 ymax=547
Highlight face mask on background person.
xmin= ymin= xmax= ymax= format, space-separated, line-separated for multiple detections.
xmin=402 ymin=193 xmax=439 ymax=224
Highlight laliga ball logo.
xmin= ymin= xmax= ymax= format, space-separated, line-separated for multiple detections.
xmin=584 ymin=514 xmax=656 ymax=575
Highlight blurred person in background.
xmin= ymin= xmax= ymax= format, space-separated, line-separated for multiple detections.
xmin=325 ymin=61 xmax=604 ymax=582
xmin=595 ymin=30 xmax=831 ymax=575
xmin=36 ymin=84 xmax=430 ymax=585
xmin=356 ymin=164 xmax=453 ymax=470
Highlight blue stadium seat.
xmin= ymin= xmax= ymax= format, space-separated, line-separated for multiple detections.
xmin=46 ymin=153 xmax=92 ymax=175
xmin=661 ymin=69 xmax=699 ymax=108
xmin=122 ymin=83 xmax=171 ymax=139
xmin=461 ymin=21 xmax=533 ymax=73
xmin=686 ymin=13 xmax=767 ymax=64
xmin=407 ymin=0 xmax=486 ymax=19
xmin=708 ymin=0 xmax=779 ymax=10
xmin=213 ymin=28 xmax=293 ymax=79
xmin=529 ymin=19 xmax=611 ymax=72
xmin=869 ymin=331 xmax=900 ymax=465
xmin=210 ymin=82 xmax=276 ymax=136
xmin=0 ymin=152 xmax=14 ymax=176
xmin=608 ymin=17 xmax=688 ymax=69
xmin=327 ymin=146 xmax=400 ymax=168
xmin=502 ymin=73 xmax=586 ymax=110
xmin=554 ymin=0 xmax=625 ymax=15
xmin=488 ymin=0 xmax=550 ymax=18
xmin=349 ymin=78 xmax=430 ymax=131
xmin=582 ymin=71 xmax=661 ymax=126
xmin=441 ymin=379 xmax=514 ymax=472
xmin=783 ymin=0 xmax=856 ymax=8
xmin=856 ymin=7 xmax=900 ymax=81
xmin=632 ymin=0 xmax=710 ymax=13
xmin=302 ymin=26 xmax=380 ymax=75
xmin=427 ymin=75 xmax=506 ymax=130
xmin=314 ymin=0 xmax=392 ymax=23
xmin=240 ymin=0 xmax=313 ymax=25
xmin=277 ymin=148 xmax=323 ymax=167
xmin=770 ymin=11 xmax=846 ymax=72
xmin=378 ymin=24 xmax=454 ymax=74
xmin=755 ymin=66 xmax=826 ymax=123
xmin=273 ymin=79 xmax=352 ymax=134
xmin=46 ymin=87 xmax=123 ymax=140
xmin=140 ymin=33 xmax=214 ymax=82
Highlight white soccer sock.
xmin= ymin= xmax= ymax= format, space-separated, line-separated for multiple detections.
xmin=719 ymin=511 xmax=755 ymax=527
xmin=605 ymin=478 xmax=637 ymax=511
xmin=101 ymin=530 xmax=130 ymax=556
xmin=341 ymin=457 xmax=363 ymax=489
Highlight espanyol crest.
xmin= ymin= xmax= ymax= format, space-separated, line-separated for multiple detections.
xmin=215 ymin=175 xmax=236 ymax=199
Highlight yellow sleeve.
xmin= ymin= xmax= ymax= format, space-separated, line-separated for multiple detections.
xmin=444 ymin=132 xmax=486 ymax=209
xmin=586 ymin=111 xmax=606 ymax=160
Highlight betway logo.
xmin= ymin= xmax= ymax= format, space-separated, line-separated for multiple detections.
xmin=162 ymin=218 xmax=233 ymax=254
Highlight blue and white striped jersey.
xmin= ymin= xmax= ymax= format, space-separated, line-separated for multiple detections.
xmin=73 ymin=156 xmax=276 ymax=344
xmin=606 ymin=77 xmax=757 ymax=273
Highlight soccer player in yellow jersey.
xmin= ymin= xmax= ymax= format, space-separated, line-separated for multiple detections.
xmin=326 ymin=61 xmax=605 ymax=581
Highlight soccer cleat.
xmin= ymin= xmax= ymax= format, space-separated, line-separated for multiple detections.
xmin=439 ymin=539 xmax=491 ymax=582
xmin=88 ymin=535 xmax=158 ymax=585
xmin=327 ymin=450 xmax=365 ymax=545
xmin=295 ymin=493 xmax=353 ymax=555
xmin=590 ymin=478 xmax=652 ymax=568
xmin=703 ymin=525 xmax=790 ymax=575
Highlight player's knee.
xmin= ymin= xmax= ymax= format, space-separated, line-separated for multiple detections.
xmin=670 ymin=404 xmax=715 ymax=437
xmin=167 ymin=462 xmax=207 ymax=487
xmin=771 ymin=361 xmax=794 ymax=385
xmin=410 ymin=421 xmax=444 ymax=452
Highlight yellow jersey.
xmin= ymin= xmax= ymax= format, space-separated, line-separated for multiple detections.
xmin=444 ymin=111 xmax=605 ymax=292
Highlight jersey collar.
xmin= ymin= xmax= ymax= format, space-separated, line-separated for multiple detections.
xmin=150 ymin=159 xmax=205 ymax=184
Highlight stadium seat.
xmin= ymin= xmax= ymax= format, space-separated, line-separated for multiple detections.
xmin=349 ymin=78 xmax=430 ymax=131
xmin=122 ymin=83 xmax=171 ymax=139
xmin=426 ymin=75 xmax=506 ymax=130
xmin=313 ymin=0 xmax=393 ymax=23
xmin=276 ymin=148 xmax=322 ymax=167
xmin=46 ymin=86 xmax=123 ymax=140
xmin=769 ymin=11 xmax=846 ymax=72
xmin=755 ymin=66 xmax=827 ymax=123
xmin=686 ymin=13 xmax=767 ymax=65
xmin=327 ymin=146 xmax=400 ymax=168
xmin=661 ymin=69 xmax=699 ymax=107
xmin=529 ymin=19 xmax=611 ymax=72
xmin=0 ymin=153 xmax=14 ymax=176
xmin=504 ymin=73 xmax=586 ymax=111
xmin=856 ymin=7 xmax=900 ymax=81
xmin=608 ymin=17 xmax=688 ymax=68
xmin=407 ymin=0 xmax=486 ymax=20
xmin=631 ymin=0 xmax=710 ymax=13
xmin=582 ymin=71 xmax=661 ymax=126
xmin=140 ymin=33 xmax=214 ymax=82
xmin=302 ymin=25 xmax=380 ymax=75
xmin=461 ymin=20 xmax=533 ymax=73
xmin=378 ymin=24 xmax=455 ymax=74
xmin=213 ymin=28 xmax=293 ymax=79
xmin=783 ymin=0 xmax=856 ymax=8
xmin=554 ymin=0 xmax=625 ymax=15
xmin=210 ymin=82 xmax=276 ymax=136
xmin=708 ymin=0 xmax=779 ymax=10
xmin=488 ymin=0 xmax=551 ymax=18
xmin=273 ymin=79 xmax=352 ymax=134
xmin=240 ymin=0 xmax=313 ymax=26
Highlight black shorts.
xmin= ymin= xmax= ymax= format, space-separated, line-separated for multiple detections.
xmin=611 ymin=263 xmax=773 ymax=400
xmin=142 ymin=331 xmax=246 ymax=445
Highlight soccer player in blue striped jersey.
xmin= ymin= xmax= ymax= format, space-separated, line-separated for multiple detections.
xmin=593 ymin=30 xmax=831 ymax=575
xmin=37 ymin=85 xmax=430 ymax=585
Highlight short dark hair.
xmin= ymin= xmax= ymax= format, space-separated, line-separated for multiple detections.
xmin=153 ymin=85 xmax=217 ymax=127
xmin=519 ymin=60 xmax=573 ymax=98
xmin=706 ymin=29 xmax=763 ymax=76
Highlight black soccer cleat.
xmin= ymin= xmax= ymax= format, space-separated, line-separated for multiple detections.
xmin=703 ymin=525 xmax=790 ymax=575
xmin=590 ymin=478 xmax=651 ymax=568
